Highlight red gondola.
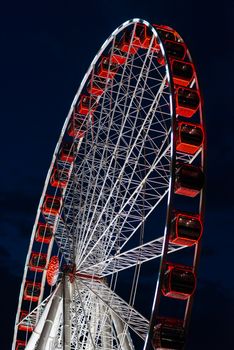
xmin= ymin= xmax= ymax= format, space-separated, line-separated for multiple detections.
xmin=132 ymin=24 xmax=152 ymax=49
xmin=170 ymin=212 xmax=202 ymax=246
xmin=35 ymin=223 xmax=53 ymax=244
xmin=162 ymin=264 xmax=196 ymax=300
xmin=158 ymin=41 xmax=186 ymax=65
xmin=110 ymin=51 xmax=127 ymax=65
xmin=59 ymin=143 xmax=75 ymax=163
xmin=29 ymin=252 xmax=47 ymax=272
xmin=77 ymin=95 xmax=97 ymax=115
xmin=23 ymin=281 xmax=41 ymax=302
xmin=18 ymin=311 xmax=34 ymax=332
xmin=132 ymin=24 xmax=178 ymax=53
xmin=16 ymin=341 xmax=26 ymax=350
xmin=50 ymin=168 xmax=69 ymax=188
xmin=42 ymin=195 xmax=61 ymax=215
xmin=87 ymin=77 xmax=107 ymax=96
xmin=176 ymin=87 xmax=200 ymax=117
xmin=171 ymin=59 xmax=194 ymax=87
xmin=117 ymin=32 xmax=139 ymax=54
xmin=153 ymin=25 xmax=177 ymax=42
xmin=176 ymin=122 xmax=203 ymax=154
xmin=175 ymin=164 xmax=204 ymax=197
xmin=97 ymin=57 xmax=119 ymax=79
xmin=67 ymin=117 xmax=88 ymax=138
xmin=152 ymin=318 xmax=185 ymax=350
xmin=47 ymin=256 xmax=59 ymax=286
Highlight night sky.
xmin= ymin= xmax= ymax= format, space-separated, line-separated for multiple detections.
xmin=1 ymin=1 xmax=234 ymax=349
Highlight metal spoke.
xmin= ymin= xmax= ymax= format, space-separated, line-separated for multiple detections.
xmin=78 ymin=278 xmax=149 ymax=341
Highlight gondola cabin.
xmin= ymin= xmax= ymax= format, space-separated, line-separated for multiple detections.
xmin=18 ymin=310 xmax=34 ymax=332
xmin=176 ymin=122 xmax=203 ymax=154
xmin=171 ymin=59 xmax=194 ymax=87
xmin=59 ymin=143 xmax=75 ymax=163
xmin=153 ymin=25 xmax=177 ymax=42
xmin=170 ymin=212 xmax=202 ymax=246
xmin=77 ymin=95 xmax=97 ymax=115
xmin=132 ymin=24 xmax=163 ymax=52
xmin=16 ymin=341 xmax=26 ymax=350
xmin=176 ymin=87 xmax=200 ymax=117
xmin=152 ymin=318 xmax=185 ymax=350
xmin=110 ymin=50 xmax=127 ymax=65
xmin=87 ymin=77 xmax=107 ymax=96
xmin=97 ymin=57 xmax=119 ymax=79
xmin=67 ymin=117 xmax=87 ymax=138
xmin=42 ymin=195 xmax=61 ymax=216
xmin=50 ymin=168 xmax=69 ymax=188
xmin=23 ymin=281 xmax=41 ymax=302
xmin=152 ymin=25 xmax=177 ymax=55
xmin=133 ymin=24 xmax=152 ymax=49
xmin=162 ymin=264 xmax=196 ymax=300
xmin=29 ymin=252 xmax=47 ymax=272
xmin=117 ymin=32 xmax=139 ymax=54
xmin=175 ymin=164 xmax=204 ymax=197
xmin=157 ymin=41 xmax=186 ymax=65
xmin=35 ymin=223 xmax=53 ymax=244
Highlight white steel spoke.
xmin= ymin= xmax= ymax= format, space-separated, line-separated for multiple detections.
xmin=80 ymin=238 xmax=185 ymax=277
xmin=78 ymin=279 xmax=149 ymax=341
xmin=76 ymin=54 xmax=164 ymax=263
xmin=76 ymin=80 xmax=169 ymax=265
xmin=78 ymin=135 xmax=170 ymax=270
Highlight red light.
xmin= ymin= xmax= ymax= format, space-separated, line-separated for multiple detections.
xmin=47 ymin=256 xmax=59 ymax=286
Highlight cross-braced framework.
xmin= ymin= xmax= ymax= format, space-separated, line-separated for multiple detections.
xmin=12 ymin=18 xmax=205 ymax=350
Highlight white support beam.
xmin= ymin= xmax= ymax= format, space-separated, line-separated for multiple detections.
xmin=101 ymin=304 xmax=112 ymax=350
xmin=63 ymin=275 xmax=71 ymax=350
xmin=80 ymin=237 xmax=185 ymax=277
xmin=36 ymin=282 xmax=63 ymax=350
xmin=25 ymin=284 xmax=62 ymax=350
xmin=78 ymin=278 xmax=149 ymax=340
xmin=111 ymin=310 xmax=135 ymax=350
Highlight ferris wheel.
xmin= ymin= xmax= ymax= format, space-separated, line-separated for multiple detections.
xmin=12 ymin=18 xmax=205 ymax=350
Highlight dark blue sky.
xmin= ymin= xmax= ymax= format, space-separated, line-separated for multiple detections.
xmin=1 ymin=1 xmax=234 ymax=349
